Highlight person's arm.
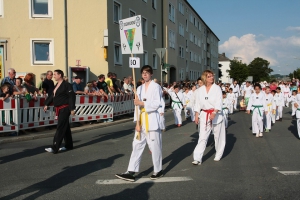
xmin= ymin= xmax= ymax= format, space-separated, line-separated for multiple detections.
xmin=67 ymin=83 xmax=76 ymax=115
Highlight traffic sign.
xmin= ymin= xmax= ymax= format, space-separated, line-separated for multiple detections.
xmin=129 ymin=57 xmax=140 ymax=68
xmin=155 ymin=48 xmax=166 ymax=58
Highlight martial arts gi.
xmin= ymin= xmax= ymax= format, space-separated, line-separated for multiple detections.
xmin=44 ymin=80 xmax=76 ymax=153
xmin=193 ymin=84 xmax=226 ymax=162
xmin=283 ymin=86 xmax=291 ymax=107
xmin=222 ymin=96 xmax=229 ymax=129
xmin=243 ymin=85 xmax=253 ymax=106
xmin=289 ymin=94 xmax=297 ymax=116
xmin=247 ymin=92 xmax=267 ymax=137
xmin=158 ymin=96 xmax=166 ymax=131
xmin=169 ymin=88 xmax=185 ymax=125
xmin=274 ymin=92 xmax=284 ymax=120
xmin=127 ymin=81 xmax=163 ymax=173
xmin=227 ymin=92 xmax=235 ymax=114
xmin=230 ymin=84 xmax=240 ymax=110
xmin=264 ymin=93 xmax=275 ymax=131
xmin=294 ymin=94 xmax=300 ymax=138
xmin=183 ymin=90 xmax=194 ymax=121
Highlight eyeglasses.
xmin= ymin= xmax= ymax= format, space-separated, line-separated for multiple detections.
xmin=142 ymin=72 xmax=150 ymax=75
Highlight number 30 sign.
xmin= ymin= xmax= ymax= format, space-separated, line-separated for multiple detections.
xmin=129 ymin=57 xmax=140 ymax=68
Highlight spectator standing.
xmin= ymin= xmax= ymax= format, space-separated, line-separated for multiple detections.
xmin=23 ymin=73 xmax=39 ymax=99
xmin=72 ymin=76 xmax=85 ymax=95
xmin=105 ymin=72 xmax=115 ymax=94
xmin=42 ymin=70 xmax=55 ymax=97
xmin=97 ymin=74 xmax=110 ymax=94
xmin=1 ymin=68 xmax=16 ymax=96
xmin=123 ymin=78 xmax=133 ymax=93
xmin=13 ymin=78 xmax=27 ymax=96
xmin=0 ymin=84 xmax=11 ymax=126
xmin=37 ymin=73 xmax=46 ymax=93
xmin=112 ymin=73 xmax=123 ymax=94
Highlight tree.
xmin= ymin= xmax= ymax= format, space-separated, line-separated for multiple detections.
xmin=288 ymin=68 xmax=300 ymax=80
xmin=227 ymin=60 xmax=249 ymax=83
xmin=248 ymin=57 xmax=273 ymax=83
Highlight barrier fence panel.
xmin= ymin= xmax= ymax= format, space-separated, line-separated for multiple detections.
xmin=113 ymin=93 xmax=134 ymax=116
xmin=0 ymin=98 xmax=18 ymax=132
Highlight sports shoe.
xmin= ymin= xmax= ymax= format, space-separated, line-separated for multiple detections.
xmin=259 ymin=133 xmax=263 ymax=137
xmin=256 ymin=133 xmax=259 ymax=138
xmin=214 ymin=158 xmax=221 ymax=161
xmin=150 ymin=170 xmax=163 ymax=180
xmin=115 ymin=172 xmax=135 ymax=182
xmin=265 ymin=129 xmax=269 ymax=133
xmin=192 ymin=160 xmax=201 ymax=165
xmin=59 ymin=147 xmax=67 ymax=151
xmin=45 ymin=148 xmax=54 ymax=153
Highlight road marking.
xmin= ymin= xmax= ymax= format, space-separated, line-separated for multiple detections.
xmin=278 ymin=171 xmax=300 ymax=176
xmin=96 ymin=176 xmax=193 ymax=185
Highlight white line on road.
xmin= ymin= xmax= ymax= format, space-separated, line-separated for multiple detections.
xmin=96 ymin=176 xmax=193 ymax=185
xmin=278 ymin=171 xmax=300 ymax=175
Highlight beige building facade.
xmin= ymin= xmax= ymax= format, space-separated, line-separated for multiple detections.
xmin=0 ymin=0 xmax=217 ymax=85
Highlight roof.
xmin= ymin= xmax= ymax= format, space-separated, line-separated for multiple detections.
xmin=184 ymin=0 xmax=220 ymax=41
xmin=218 ymin=53 xmax=230 ymax=62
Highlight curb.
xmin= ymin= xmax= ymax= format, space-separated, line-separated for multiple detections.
xmin=0 ymin=117 xmax=133 ymax=144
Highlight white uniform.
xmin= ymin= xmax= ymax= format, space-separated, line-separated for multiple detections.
xmin=271 ymin=94 xmax=277 ymax=123
xmin=274 ymin=92 xmax=284 ymax=120
xmin=183 ymin=90 xmax=194 ymax=120
xmin=158 ymin=96 xmax=166 ymax=130
xmin=247 ymin=92 xmax=267 ymax=135
xmin=227 ymin=92 xmax=235 ymax=114
xmin=193 ymin=84 xmax=226 ymax=162
xmin=294 ymin=94 xmax=300 ymax=138
xmin=169 ymin=88 xmax=185 ymax=125
xmin=128 ymin=81 xmax=162 ymax=173
xmin=264 ymin=93 xmax=275 ymax=130
xmin=222 ymin=97 xmax=229 ymax=129
xmin=282 ymin=86 xmax=291 ymax=107
xmin=230 ymin=84 xmax=240 ymax=109
xmin=244 ymin=86 xmax=253 ymax=105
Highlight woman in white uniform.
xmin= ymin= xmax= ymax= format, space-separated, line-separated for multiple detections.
xmin=246 ymin=84 xmax=268 ymax=138
xmin=192 ymin=70 xmax=226 ymax=165
xmin=293 ymin=93 xmax=300 ymax=139
xmin=168 ymin=85 xmax=186 ymax=127
xmin=115 ymin=65 xmax=163 ymax=182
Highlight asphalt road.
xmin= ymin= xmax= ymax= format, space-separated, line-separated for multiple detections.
xmin=0 ymin=107 xmax=300 ymax=200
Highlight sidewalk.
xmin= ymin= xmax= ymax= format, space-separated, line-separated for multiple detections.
xmin=0 ymin=116 xmax=134 ymax=144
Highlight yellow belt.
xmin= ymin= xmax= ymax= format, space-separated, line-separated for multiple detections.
xmin=267 ymin=103 xmax=272 ymax=112
xmin=139 ymin=108 xmax=149 ymax=134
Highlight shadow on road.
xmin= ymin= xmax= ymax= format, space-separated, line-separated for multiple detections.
xmin=96 ymin=182 xmax=154 ymax=200
xmin=288 ymin=119 xmax=299 ymax=140
xmin=222 ymin=133 xmax=237 ymax=159
xmin=140 ymin=132 xmax=198 ymax=177
xmin=0 ymin=154 xmax=124 ymax=200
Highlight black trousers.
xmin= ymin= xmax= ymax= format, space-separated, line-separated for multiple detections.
xmin=51 ymin=107 xmax=73 ymax=153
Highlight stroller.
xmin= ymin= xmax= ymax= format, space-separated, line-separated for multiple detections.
xmin=239 ymin=98 xmax=247 ymax=111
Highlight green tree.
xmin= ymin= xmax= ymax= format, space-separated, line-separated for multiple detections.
xmin=288 ymin=68 xmax=300 ymax=80
xmin=227 ymin=60 xmax=249 ymax=83
xmin=248 ymin=57 xmax=273 ymax=83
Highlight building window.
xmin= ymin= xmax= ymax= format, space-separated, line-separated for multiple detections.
xmin=194 ymin=17 xmax=196 ymax=26
xmin=143 ymin=51 xmax=148 ymax=65
xmin=179 ymin=23 xmax=184 ymax=37
xmin=30 ymin=0 xmax=53 ymax=18
xmin=186 ymin=19 xmax=188 ymax=32
xmin=142 ymin=0 xmax=147 ymax=2
xmin=152 ymin=54 xmax=157 ymax=69
xmin=168 ymin=3 xmax=175 ymax=23
xmin=142 ymin=17 xmax=147 ymax=36
xmin=31 ymin=39 xmax=54 ymax=65
xmin=186 ymin=39 xmax=188 ymax=49
xmin=179 ymin=46 xmax=184 ymax=58
xmin=152 ymin=23 xmax=157 ymax=39
xmin=129 ymin=9 xmax=136 ymax=17
xmin=190 ymin=32 xmax=193 ymax=42
xmin=179 ymin=1 xmax=184 ymax=15
xmin=189 ymin=13 xmax=193 ymax=23
xmin=114 ymin=43 xmax=122 ymax=65
xmin=113 ymin=1 xmax=121 ymax=23
xmin=169 ymin=30 xmax=175 ymax=49
xmin=0 ymin=0 xmax=3 ymax=17
xmin=152 ymin=0 xmax=156 ymax=9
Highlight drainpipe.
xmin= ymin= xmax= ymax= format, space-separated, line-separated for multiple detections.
xmin=64 ymin=0 xmax=69 ymax=76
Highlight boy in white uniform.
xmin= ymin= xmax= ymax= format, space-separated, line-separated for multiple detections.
xmin=264 ymin=86 xmax=275 ymax=132
xmin=289 ymin=90 xmax=297 ymax=117
xmin=183 ymin=87 xmax=193 ymax=120
xmin=227 ymin=88 xmax=235 ymax=114
xmin=243 ymin=81 xmax=253 ymax=107
xmin=168 ymin=85 xmax=186 ymax=127
xmin=283 ymin=84 xmax=291 ymax=107
xmin=230 ymin=80 xmax=240 ymax=110
xmin=222 ymin=91 xmax=229 ymax=129
xmin=115 ymin=65 xmax=163 ymax=182
xmin=293 ymin=93 xmax=300 ymax=139
xmin=247 ymin=84 xmax=268 ymax=137
xmin=158 ymin=94 xmax=166 ymax=131
xmin=275 ymin=87 xmax=284 ymax=121
xmin=271 ymin=90 xmax=277 ymax=124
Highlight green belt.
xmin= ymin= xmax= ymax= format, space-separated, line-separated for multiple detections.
xmin=222 ymin=107 xmax=228 ymax=110
xmin=172 ymin=100 xmax=181 ymax=109
xmin=252 ymin=105 xmax=263 ymax=116
xmin=297 ymin=108 xmax=300 ymax=111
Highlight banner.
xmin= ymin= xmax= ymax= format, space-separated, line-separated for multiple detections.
xmin=0 ymin=46 xmax=3 ymax=79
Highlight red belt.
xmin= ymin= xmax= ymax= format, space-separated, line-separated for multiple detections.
xmin=55 ymin=104 xmax=69 ymax=119
xmin=202 ymin=109 xmax=214 ymax=130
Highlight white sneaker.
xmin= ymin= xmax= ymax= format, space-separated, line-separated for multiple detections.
xmin=256 ymin=133 xmax=259 ymax=138
xmin=45 ymin=148 xmax=54 ymax=153
xmin=214 ymin=158 xmax=220 ymax=161
xmin=59 ymin=147 xmax=67 ymax=151
xmin=259 ymin=133 xmax=263 ymax=137
xmin=192 ymin=160 xmax=201 ymax=165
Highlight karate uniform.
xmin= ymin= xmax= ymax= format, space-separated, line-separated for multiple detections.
xmin=127 ymin=81 xmax=163 ymax=173
xmin=274 ymin=92 xmax=284 ymax=120
xmin=169 ymin=89 xmax=185 ymax=125
xmin=264 ymin=93 xmax=275 ymax=130
xmin=193 ymin=84 xmax=226 ymax=162
xmin=243 ymin=86 xmax=253 ymax=106
xmin=158 ymin=97 xmax=165 ymax=130
xmin=290 ymin=95 xmax=297 ymax=116
xmin=227 ymin=93 xmax=235 ymax=114
xmin=222 ymin=97 xmax=229 ymax=129
xmin=247 ymin=92 xmax=267 ymax=136
xmin=283 ymin=86 xmax=291 ymax=107
xmin=271 ymin=94 xmax=277 ymax=124
xmin=294 ymin=94 xmax=300 ymax=138
xmin=230 ymin=84 xmax=240 ymax=109
xmin=183 ymin=90 xmax=194 ymax=121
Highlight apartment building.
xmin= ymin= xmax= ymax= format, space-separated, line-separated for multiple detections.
xmin=219 ymin=53 xmax=231 ymax=83
xmin=0 ymin=0 xmax=218 ymax=85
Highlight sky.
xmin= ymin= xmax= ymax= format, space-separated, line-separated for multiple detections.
xmin=188 ymin=0 xmax=300 ymax=75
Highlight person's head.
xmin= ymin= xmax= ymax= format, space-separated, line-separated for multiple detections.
xmin=191 ymin=84 xmax=196 ymax=91
xmin=246 ymin=81 xmax=251 ymax=87
xmin=92 ymin=80 xmax=97 ymax=86
xmin=153 ymin=78 xmax=157 ymax=83
xmin=292 ymin=90 xmax=297 ymax=95
xmin=24 ymin=73 xmax=35 ymax=84
xmin=112 ymin=73 xmax=117 ymax=78
xmin=197 ymin=77 xmax=203 ymax=87
xmin=271 ymin=90 xmax=276 ymax=95
xmin=107 ymin=72 xmax=113 ymax=78
xmin=229 ymin=88 xmax=233 ymax=93
xmin=124 ymin=77 xmax=129 ymax=84
xmin=222 ymin=91 xmax=227 ymax=98
xmin=201 ymin=70 xmax=214 ymax=86
xmin=254 ymin=83 xmax=262 ymax=93
xmin=7 ymin=68 xmax=16 ymax=79
xmin=46 ymin=70 xmax=53 ymax=80
xmin=53 ymin=69 xmax=64 ymax=82
xmin=98 ymin=74 xmax=105 ymax=82
xmin=174 ymin=85 xmax=179 ymax=93
xmin=87 ymin=82 xmax=93 ymax=88
xmin=16 ymin=77 xmax=23 ymax=86
xmin=234 ymin=80 xmax=237 ymax=85
xmin=184 ymin=86 xmax=189 ymax=92
xmin=40 ymin=73 xmax=46 ymax=81
xmin=1 ymin=84 xmax=9 ymax=93
xmin=276 ymin=87 xmax=281 ymax=93
xmin=265 ymin=86 xmax=270 ymax=94
xmin=140 ymin=65 xmax=153 ymax=82
xmin=74 ymin=76 xmax=81 ymax=84
xmin=127 ymin=76 xmax=133 ymax=83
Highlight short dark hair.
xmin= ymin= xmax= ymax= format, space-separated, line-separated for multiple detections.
xmin=140 ymin=65 xmax=153 ymax=75
xmin=16 ymin=77 xmax=23 ymax=84
xmin=174 ymin=85 xmax=179 ymax=89
xmin=254 ymin=83 xmax=262 ymax=90
xmin=98 ymin=74 xmax=105 ymax=79
xmin=271 ymin=90 xmax=276 ymax=94
xmin=54 ymin=69 xmax=64 ymax=78
xmin=292 ymin=90 xmax=297 ymax=94
xmin=222 ymin=91 xmax=226 ymax=95
xmin=229 ymin=88 xmax=233 ymax=91
xmin=276 ymin=87 xmax=281 ymax=90
xmin=107 ymin=72 xmax=113 ymax=77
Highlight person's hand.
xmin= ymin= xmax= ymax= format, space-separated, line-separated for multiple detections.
xmin=209 ymin=112 xmax=216 ymax=120
xmin=246 ymin=110 xmax=250 ymax=114
xmin=160 ymin=113 xmax=164 ymax=116
xmin=265 ymin=111 xmax=268 ymax=115
xmin=135 ymin=124 xmax=141 ymax=132
xmin=44 ymin=106 xmax=48 ymax=112
xmin=134 ymin=99 xmax=144 ymax=106
xmin=0 ymin=97 xmax=4 ymax=101
xmin=71 ymin=110 xmax=75 ymax=116
xmin=195 ymin=117 xmax=199 ymax=125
